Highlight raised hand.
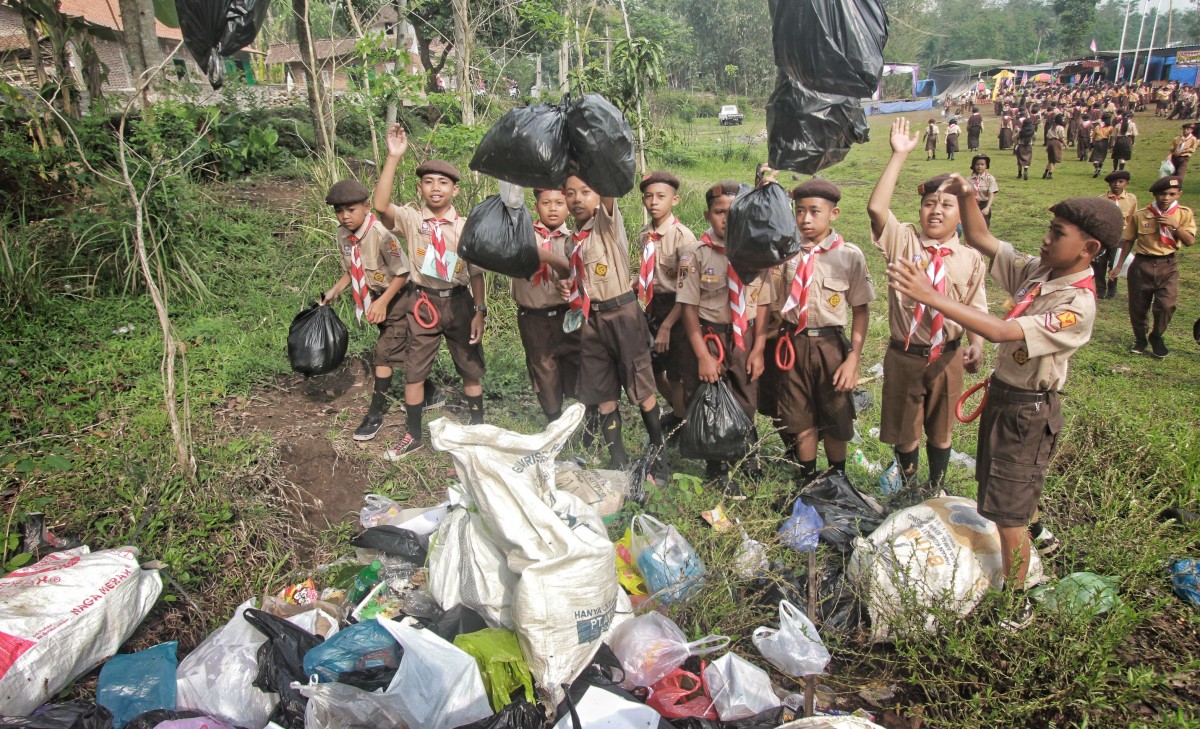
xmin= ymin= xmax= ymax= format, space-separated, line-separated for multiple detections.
xmin=890 ymin=117 xmax=919 ymax=155
xmin=385 ymin=124 xmax=408 ymax=158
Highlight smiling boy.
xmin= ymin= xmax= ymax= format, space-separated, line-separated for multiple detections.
xmin=1096 ymin=170 xmax=1137 ymax=300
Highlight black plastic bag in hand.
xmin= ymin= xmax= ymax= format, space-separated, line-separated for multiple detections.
xmin=470 ymin=103 xmax=571 ymax=189
xmin=769 ymin=0 xmax=888 ymax=99
xmin=725 ymin=182 xmax=801 ymax=281
xmin=452 ymin=700 xmax=542 ymax=729
xmin=287 ymin=302 xmax=348 ymax=377
xmin=177 ymin=0 xmax=269 ymax=88
xmin=458 ymin=196 xmax=541 ymax=279
xmin=767 ymin=76 xmax=871 ymax=176
xmin=799 ymin=470 xmax=885 ymax=551
xmin=243 ymin=609 xmax=324 ymax=729
xmin=679 ymin=381 xmax=754 ymax=462
xmin=350 ymin=526 xmax=429 ymax=564
xmin=565 ymin=95 xmax=637 ymax=198
xmin=0 ymin=703 xmax=113 ymax=729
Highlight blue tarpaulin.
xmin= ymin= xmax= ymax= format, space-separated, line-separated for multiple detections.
xmin=866 ymin=98 xmax=936 ymax=116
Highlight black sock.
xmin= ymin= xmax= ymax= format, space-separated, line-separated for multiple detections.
xmin=640 ymin=406 xmax=664 ymax=448
xmin=1028 ymin=521 xmax=1045 ymax=538
xmin=798 ymin=459 xmax=818 ymax=482
xmin=896 ymin=447 xmax=920 ymax=483
xmin=466 ymin=394 xmax=484 ymax=425
xmin=829 ymin=459 xmax=846 ymax=474
xmin=601 ymin=410 xmax=628 ymax=468
xmin=927 ymin=445 xmax=952 ymax=488
xmin=370 ymin=375 xmax=392 ymax=414
xmin=405 ymin=403 xmax=423 ymax=442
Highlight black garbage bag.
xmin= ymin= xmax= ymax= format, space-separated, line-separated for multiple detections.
xmin=427 ymin=604 xmax=488 ymax=642
xmin=337 ymin=664 xmax=400 ymax=693
xmin=767 ymin=76 xmax=871 ymax=176
xmin=453 ymin=700 xmax=543 ymax=729
xmin=769 ymin=0 xmax=888 ymax=99
xmin=679 ymin=380 xmax=755 ymax=462
xmin=287 ymin=302 xmax=349 ymax=377
xmin=470 ymin=103 xmax=571 ymax=189
xmin=565 ymin=94 xmax=636 ymax=198
xmin=0 ymin=704 xmax=113 ymax=729
xmin=753 ymin=557 xmax=868 ymax=635
xmin=350 ymin=525 xmax=429 ymax=564
xmin=125 ymin=711 xmax=222 ymax=729
xmin=798 ymin=470 xmax=885 ymax=551
xmin=176 ymin=0 xmax=270 ymax=88
xmin=725 ymin=181 xmax=801 ymax=284
xmin=243 ymin=608 xmax=324 ymax=729
xmin=458 ymin=196 xmax=541 ymax=279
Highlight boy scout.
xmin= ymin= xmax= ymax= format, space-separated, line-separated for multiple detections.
xmin=867 ymin=117 xmax=988 ymax=492
xmin=638 ymin=172 xmax=697 ymax=435
xmin=677 ymin=180 xmax=772 ymax=483
xmin=1096 ymin=170 xmax=1138 ymax=299
xmin=563 ymin=174 xmax=667 ymax=476
xmin=769 ymin=178 xmax=875 ymax=485
xmin=1169 ymin=123 xmax=1198 ymax=179
xmin=513 ymin=188 xmax=578 ymax=423
xmin=889 ymin=177 xmax=1121 ymax=619
xmin=374 ymin=124 xmax=488 ymax=459
xmin=1111 ymin=175 xmax=1197 ymax=358
xmin=320 ymin=179 xmax=428 ymax=443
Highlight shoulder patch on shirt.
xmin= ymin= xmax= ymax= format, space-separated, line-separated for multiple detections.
xmin=1013 ymin=347 xmax=1030 ymax=365
xmin=680 ymin=253 xmax=693 ymax=265
xmin=1045 ymin=310 xmax=1077 ymax=332
xmin=389 ymin=241 xmax=401 ymax=256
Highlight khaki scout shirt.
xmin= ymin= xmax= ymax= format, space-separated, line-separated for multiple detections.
xmin=639 ymin=216 xmax=697 ymax=295
xmin=676 ymin=233 xmax=772 ymax=324
xmin=770 ymin=232 xmax=876 ymax=329
xmin=871 ymin=211 xmax=988 ymax=344
xmin=1101 ymin=190 xmax=1139 ymax=223
xmin=338 ymin=215 xmax=409 ymax=294
xmin=575 ymin=202 xmax=632 ymax=302
xmin=990 ymin=242 xmax=1095 ymax=392
xmin=1172 ymin=134 xmax=1199 ymax=157
xmin=512 ymin=221 xmax=571 ymax=309
xmin=1123 ymin=204 xmax=1197 ymax=256
xmin=388 ymin=204 xmax=476 ymax=290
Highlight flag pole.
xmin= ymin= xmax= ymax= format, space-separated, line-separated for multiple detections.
xmin=1144 ymin=0 xmax=1164 ymax=82
xmin=1117 ymin=0 xmax=1133 ymax=81
xmin=1132 ymin=0 xmax=1150 ymax=83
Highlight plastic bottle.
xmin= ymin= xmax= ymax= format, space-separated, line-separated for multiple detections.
xmin=345 ymin=560 xmax=383 ymax=604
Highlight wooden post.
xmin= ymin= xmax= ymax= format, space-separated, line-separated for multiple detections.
xmin=805 ymin=549 xmax=817 ymax=717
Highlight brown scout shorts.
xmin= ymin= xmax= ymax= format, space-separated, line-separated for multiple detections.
xmin=576 ymin=295 xmax=657 ymax=405
xmin=774 ymin=329 xmax=855 ymax=441
xmin=679 ymin=322 xmax=758 ymax=419
xmin=646 ymin=293 xmax=686 ymax=380
xmin=879 ymin=340 xmax=963 ymax=447
xmin=517 ymin=304 xmax=580 ymax=416
xmin=374 ymin=286 xmax=413 ymax=368
xmin=975 ymin=379 xmax=1063 ymax=527
xmin=404 ymin=286 xmax=486 ymax=384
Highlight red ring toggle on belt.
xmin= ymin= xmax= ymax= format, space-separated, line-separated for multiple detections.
xmin=956 ymin=377 xmax=990 ymax=423
xmin=774 ymin=333 xmax=796 ymax=371
xmin=703 ymin=329 xmax=726 ymax=365
xmin=414 ymin=291 xmax=440 ymax=329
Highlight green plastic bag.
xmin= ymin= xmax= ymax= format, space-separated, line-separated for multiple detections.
xmin=1030 ymin=572 xmax=1121 ymax=616
xmin=453 ymin=628 xmax=535 ymax=711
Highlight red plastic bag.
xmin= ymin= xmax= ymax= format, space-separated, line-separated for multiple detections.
xmin=645 ymin=665 xmax=718 ymax=719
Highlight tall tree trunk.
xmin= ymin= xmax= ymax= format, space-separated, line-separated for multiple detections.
xmin=116 ymin=0 xmax=163 ymax=86
xmin=21 ymin=15 xmax=48 ymax=87
xmin=293 ymin=0 xmax=333 ymax=156
xmin=451 ymin=0 xmax=473 ymax=124
xmin=386 ymin=0 xmax=408 ymax=123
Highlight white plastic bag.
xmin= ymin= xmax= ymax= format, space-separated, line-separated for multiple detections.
xmin=298 ymin=681 xmax=408 ymax=729
xmin=1161 ymin=157 xmax=1176 ymax=177
xmin=359 ymin=494 xmax=403 ymax=529
xmin=702 ymin=653 xmax=782 ymax=721
xmin=378 ymin=617 xmax=492 ymax=729
xmin=629 ymin=515 xmax=706 ymax=603
xmin=609 ymin=612 xmax=728 ymax=689
xmin=0 ymin=546 xmax=162 ymax=715
xmin=176 ymin=599 xmax=277 ymax=729
xmin=752 ymin=600 xmax=831 ymax=677
xmin=551 ymin=685 xmax=660 ymax=729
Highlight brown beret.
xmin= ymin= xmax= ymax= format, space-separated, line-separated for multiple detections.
xmin=415 ymin=159 xmax=461 ymax=183
xmin=791 ymin=179 xmax=841 ymax=204
xmin=325 ymin=179 xmax=370 ymax=206
xmin=917 ymin=174 xmax=952 ymax=197
xmin=639 ymin=171 xmax=681 ymax=192
xmin=1149 ymin=175 xmax=1183 ymax=194
xmin=1104 ymin=170 xmax=1131 ymax=183
xmin=1049 ymin=196 xmax=1125 ymax=249
xmin=971 ymin=154 xmax=990 ymax=169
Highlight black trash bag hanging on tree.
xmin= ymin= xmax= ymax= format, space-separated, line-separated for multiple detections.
xmin=469 ymin=102 xmax=572 ymax=190
xmin=769 ymin=0 xmax=888 ymax=99
xmin=724 ymin=181 xmax=801 ymax=281
xmin=177 ymin=0 xmax=270 ymax=88
xmin=767 ymin=75 xmax=871 ymax=176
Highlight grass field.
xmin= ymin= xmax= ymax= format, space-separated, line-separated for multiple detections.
xmin=2 ymin=102 xmax=1199 ymax=727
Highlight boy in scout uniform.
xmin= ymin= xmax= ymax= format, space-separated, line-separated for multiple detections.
xmin=1111 ymin=175 xmax=1197 ymax=358
xmin=677 ymin=180 xmax=772 ymax=484
xmin=563 ymin=174 xmax=667 ymax=477
xmin=638 ymin=171 xmax=697 ymax=435
xmin=768 ymin=178 xmax=875 ymax=486
xmin=867 ymin=117 xmax=988 ymax=492
xmin=889 ymin=177 xmax=1121 ymax=619
xmin=374 ymin=124 xmax=488 ymax=459
xmin=320 ymin=179 xmax=429 ymax=443
xmin=1169 ymin=123 xmax=1198 ymax=179
xmin=1096 ymin=170 xmax=1138 ymax=300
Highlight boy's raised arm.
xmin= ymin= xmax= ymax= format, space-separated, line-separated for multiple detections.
xmin=939 ymin=174 xmax=1001 ymax=259
xmin=868 ymin=118 xmax=918 ymax=239
xmin=374 ymin=124 xmax=408 ymax=230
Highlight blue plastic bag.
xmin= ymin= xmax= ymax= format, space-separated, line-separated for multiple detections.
xmin=630 ymin=515 xmax=706 ymax=604
xmin=302 ymin=620 xmax=401 ymax=684
xmin=1172 ymin=558 xmax=1200 ymax=607
xmin=96 ymin=642 xmax=178 ymax=729
xmin=779 ymin=498 xmax=824 ymax=552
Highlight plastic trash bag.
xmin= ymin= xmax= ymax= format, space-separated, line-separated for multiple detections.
xmin=1161 ymin=157 xmax=1176 ymax=177
xmin=378 ymin=617 xmax=493 ymax=729
xmin=769 ymin=0 xmax=888 ymax=99
xmin=139 ymin=718 xmax=238 ymax=729
xmin=799 ymin=471 xmax=885 ymax=551
xmin=360 ymin=494 xmax=403 ymax=529
xmin=1030 ymin=572 xmax=1121 ymax=616
xmin=767 ymin=76 xmax=871 ymax=176
xmin=122 ymin=711 xmax=212 ymax=729
xmin=1172 ymin=558 xmax=1200 ymax=607
xmin=452 ymin=699 xmax=542 ymax=729
xmin=552 ymin=685 xmax=661 ymax=729
xmin=725 ymin=182 xmax=801 ymax=281
xmin=176 ymin=599 xmax=277 ymax=728
xmin=96 ymin=642 xmax=177 ymax=729
xmin=243 ymin=608 xmax=324 ymax=729
xmin=0 ymin=703 xmax=113 ymax=729
xmin=302 ymin=620 xmax=401 ymax=685
xmin=297 ymin=681 xmax=408 ymax=729
xmin=779 ymin=498 xmax=824 ymax=552
xmin=752 ymin=600 xmax=831 ymax=677
xmin=679 ymin=381 xmax=755 ymax=462
xmin=350 ymin=526 xmax=429 ymax=565
xmin=287 ymin=303 xmax=348 ymax=377
xmin=470 ymin=103 xmax=571 ymax=189
xmin=565 ymin=94 xmax=637 ymax=198
xmin=646 ymin=666 xmax=719 ymax=719
xmin=702 ymin=653 xmax=781 ymax=721
xmin=428 ymin=604 xmax=489 ymax=642
xmin=176 ymin=0 xmax=269 ymax=88
xmin=453 ymin=628 xmax=535 ymax=711
xmin=615 ymin=528 xmax=648 ymax=596
xmin=608 ymin=611 xmax=728 ymax=689
xmin=630 ymin=515 xmax=708 ymax=604
xmin=459 ymin=195 xmax=541 ymax=280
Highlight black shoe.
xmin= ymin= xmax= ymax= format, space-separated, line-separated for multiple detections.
xmin=1092 ymin=168 xmax=1101 ymax=178
xmin=1105 ymin=280 xmax=1118 ymax=299
xmin=1046 ymin=172 xmax=1053 ymax=179
xmin=383 ymin=433 xmax=424 ymax=460
xmin=1150 ymin=336 xmax=1169 ymax=359
xmin=1131 ymin=338 xmax=1148 ymax=355
xmin=1023 ymin=169 xmax=1029 ymax=180
xmin=353 ymin=412 xmax=384 ymax=441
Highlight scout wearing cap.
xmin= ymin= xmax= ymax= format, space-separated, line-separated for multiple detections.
xmin=968 ymin=157 xmax=999 ymax=228
xmin=414 ymin=159 xmax=461 ymax=183
xmin=1170 ymin=124 xmax=1198 ymax=179
xmin=639 ymin=170 xmax=681 ymax=192
xmin=1149 ymin=175 xmax=1183 ymax=194
xmin=1096 ymin=170 xmax=1137 ymax=299
xmin=326 ymin=179 xmax=370 ymax=205
xmin=791 ymin=178 xmax=841 ymax=204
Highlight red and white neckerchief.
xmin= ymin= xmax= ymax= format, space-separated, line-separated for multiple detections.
xmin=347 ymin=215 xmax=375 ymax=322
xmin=567 ymin=229 xmax=592 ymax=319
xmin=426 ymin=216 xmax=453 ymax=279
xmin=1004 ymin=275 xmax=1094 ymax=324
xmin=781 ymin=233 xmax=843 ymax=331
xmin=638 ymin=216 xmax=677 ymax=307
xmin=1149 ymin=201 xmax=1180 ymax=249
xmin=701 ymin=231 xmax=749 ymax=350
xmin=530 ymin=222 xmax=561 ymax=287
xmin=906 ymin=244 xmax=954 ymax=363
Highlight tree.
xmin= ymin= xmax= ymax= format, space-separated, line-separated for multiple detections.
xmin=292 ymin=0 xmax=334 ymax=156
xmin=117 ymin=0 xmax=164 ymax=85
xmin=1054 ymin=0 xmax=1101 ymax=56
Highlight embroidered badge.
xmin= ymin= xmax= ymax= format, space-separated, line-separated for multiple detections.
xmin=1013 ymin=347 xmax=1029 ymax=365
xmin=666 ymin=268 xmax=677 ymax=279
xmin=420 ymin=221 xmax=431 ymax=234
xmin=455 ymin=260 xmax=464 ymax=274
xmin=389 ymin=241 xmax=401 ymax=255
xmin=417 ymin=248 xmax=427 ymax=258
xmin=828 ymin=293 xmax=842 ymax=307
xmin=700 ymin=274 xmax=720 ymax=284
xmin=680 ymin=254 xmax=693 ymax=265
xmin=595 ymin=263 xmax=609 ymax=277
xmin=1045 ymin=310 xmax=1077 ymax=332
xmin=373 ymin=272 xmax=385 ymax=282
xmin=342 ymin=244 xmax=353 ymax=255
